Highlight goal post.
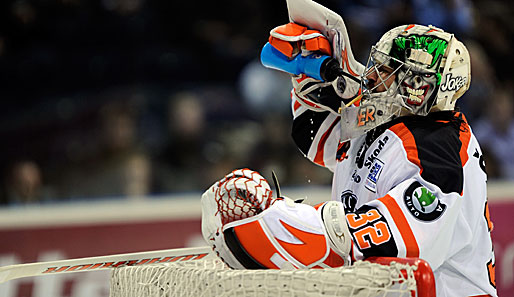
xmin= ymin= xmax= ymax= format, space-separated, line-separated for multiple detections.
xmin=110 ymin=256 xmax=435 ymax=297
xmin=365 ymin=257 xmax=435 ymax=297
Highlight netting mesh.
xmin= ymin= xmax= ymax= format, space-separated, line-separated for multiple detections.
xmin=213 ymin=169 xmax=275 ymax=225
xmin=110 ymin=258 xmax=420 ymax=297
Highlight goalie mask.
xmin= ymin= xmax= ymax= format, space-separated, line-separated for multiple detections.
xmin=340 ymin=24 xmax=471 ymax=141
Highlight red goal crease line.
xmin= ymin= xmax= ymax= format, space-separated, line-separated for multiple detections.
xmin=0 ymin=246 xmax=213 ymax=283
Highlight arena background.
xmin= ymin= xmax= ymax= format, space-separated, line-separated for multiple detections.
xmin=0 ymin=0 xmax=513 ymax=296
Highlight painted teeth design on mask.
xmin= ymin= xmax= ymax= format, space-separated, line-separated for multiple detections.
xmin=409 ymin=94 xmax=423 ymax=103
xmin=405 ymin=85 xmax=427 ymax=105
xmin=407 ymin=87 xmax=424 ymax=96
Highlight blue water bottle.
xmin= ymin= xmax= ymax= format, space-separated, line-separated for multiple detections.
xmin=260 ymin=42 xmax=343 ymax=82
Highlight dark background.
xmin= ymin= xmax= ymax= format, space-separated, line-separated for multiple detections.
xmin=0 ymin=0 xmax=512 ymax=204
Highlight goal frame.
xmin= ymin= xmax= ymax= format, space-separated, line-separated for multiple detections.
xmin=110 ymin=255 xmax=436 ymax=297
xmin=0 ymin=247 xmax=436 ymax=296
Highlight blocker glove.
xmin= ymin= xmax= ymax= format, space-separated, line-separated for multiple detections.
xmin=268 ymin=22 xmax=333 ymax=58
xmin=266 ymin=22 xmax=362 ymax=114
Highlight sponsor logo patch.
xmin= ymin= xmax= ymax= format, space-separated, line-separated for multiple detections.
xmin=356 ymin=135 xmax=389 ymax=169
xmin=351 ymin=170 xmax=361 ymax=183
xmin=440 ymin=73 xmax=466 ymax=92
xmin=365 ymin=159 xmax=384 ymax=193
xmin=340 ymin=190 xmax=358 ymax=213
xmin=404 ymin=181 xmax=446 ymax=221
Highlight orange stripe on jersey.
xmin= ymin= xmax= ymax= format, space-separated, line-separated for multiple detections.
xmin=291 ymin=89 xmax=302 ymax=112
xmin=275 ymin=220 xmax=327 ymax=266
xmin=313 ymin=202 xmax=324 ymax=210
xmin=293 ymin=94 xmax=322 ymax=110
xmin=378 ymin=195 xmax=420 ymax=257
xmin=233 ymin=220 xmax=281 ymax=268
xmin=293 ymin=100 xmax=301 ymax=112
xmin=389 ymin=123 xmax=423 ymax=174
xmin=314 ymin=117 xmax=340 ymax=167
xmin=458 ymin=118 xmax=471 ymax=167
xmin=485 ymin=202 xmax=494 ymax=232
xmin=291 ymin=86 xmax=322 ymax=112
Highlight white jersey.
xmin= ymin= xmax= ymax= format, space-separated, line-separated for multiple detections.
xmin=291 ymin=99 xmax=497 ymax=297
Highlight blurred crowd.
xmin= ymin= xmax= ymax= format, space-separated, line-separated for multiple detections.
xmin=0 ymin=0 xmax=512 ymax=205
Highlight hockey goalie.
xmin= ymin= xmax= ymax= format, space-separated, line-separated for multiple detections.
xmin=201 ymin=0 xmax=497 ymax=296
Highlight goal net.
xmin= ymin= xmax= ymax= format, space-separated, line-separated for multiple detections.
xmin=110 ymin=256 xmax=434 ymax=297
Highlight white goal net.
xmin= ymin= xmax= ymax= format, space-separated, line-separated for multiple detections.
xmin=110 ymin=257 xmax=434 ymax=297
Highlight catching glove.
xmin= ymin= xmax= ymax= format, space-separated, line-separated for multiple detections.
xmin=201 ymin=168 xmax=352 ymax=269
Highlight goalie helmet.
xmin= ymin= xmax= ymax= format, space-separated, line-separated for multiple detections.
xmin=340 ymin=24 xmax=471 ymax=141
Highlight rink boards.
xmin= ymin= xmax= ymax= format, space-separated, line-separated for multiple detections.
xmin=0 ymin=184 xmax=513 ymax=297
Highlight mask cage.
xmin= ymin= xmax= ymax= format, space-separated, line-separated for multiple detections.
xmin=361 ymin=46 xmax=439 ymax=116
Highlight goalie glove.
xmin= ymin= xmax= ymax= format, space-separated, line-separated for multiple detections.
xmin=201 ymin=168 xmax=352 ymax=269
xmin=268 ymin=22 xmax=332 ymax=59
xmin=201 ymin=168 xmax=276 ymax=268
xmin=261 ymin=0 xmax=368 ymax=114
xmin=260 ymin=22 xmax=347 ymax=114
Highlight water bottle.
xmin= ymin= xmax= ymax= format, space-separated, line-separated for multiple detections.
xmin=260 ymin=42 xmax=343 ymax=82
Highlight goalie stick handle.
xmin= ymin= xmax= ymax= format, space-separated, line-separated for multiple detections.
xmin=0 ymin=246 xmax=213 ymax=283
